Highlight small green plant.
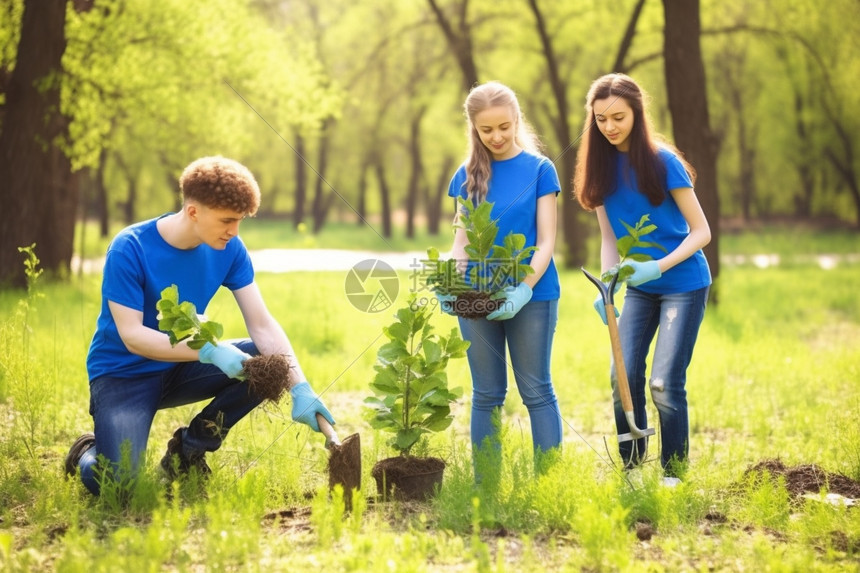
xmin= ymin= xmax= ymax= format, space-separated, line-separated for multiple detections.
xmin=156 ymin=285 xmax=223 ymax=349
xmin=156 ymin=284 xmax=290 ymax=403
xmin=363 ymin=295 xmax=470 ymax=456
xmin=424 ymin=198 xmax=537 ymax=318
xmin=601 ymin=214 xmax=667 ymax=283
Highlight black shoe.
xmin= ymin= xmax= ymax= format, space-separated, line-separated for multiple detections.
xmin=160 ymin=427 xmax=211 ymax=479
xmin=65 ymin=433 xmax=96 ymax=477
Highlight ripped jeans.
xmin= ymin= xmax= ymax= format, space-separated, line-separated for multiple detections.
xmin=611 ymin=286 xmax=708 ymax=475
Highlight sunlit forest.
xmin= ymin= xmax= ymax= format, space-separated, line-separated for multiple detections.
xmin=1 ymin=0 xmax=858 ymax=286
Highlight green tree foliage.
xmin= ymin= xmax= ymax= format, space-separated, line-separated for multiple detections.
xmin=60 ymin=0 xmax=343 ymax=172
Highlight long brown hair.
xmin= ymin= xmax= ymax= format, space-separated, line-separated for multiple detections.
xmin=462 ymin=81 xmax=543 ymax=201
xmin=573 ymin=73 xmax=695 ymax=211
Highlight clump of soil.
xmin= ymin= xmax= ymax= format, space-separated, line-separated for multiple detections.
xmin=454 ymin=290 xmax=502 ymax=320
xmin=743 ymin=458 xmax=860 ymax=499
xmin=327 ymin=433 xmax=362 ymax=510
xmin=372 ymin=456 xmax=445 ymax=501
xmin=242 ymin=353 xmax=293 ymax=403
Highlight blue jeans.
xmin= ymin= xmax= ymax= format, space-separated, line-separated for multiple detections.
xmin=458 ymin=300 xmax=562 ymax=466
xmin=78 ymin=340 xmax=263 ymax=495
xmin=612 ymin=286 xmax=708 ymax=475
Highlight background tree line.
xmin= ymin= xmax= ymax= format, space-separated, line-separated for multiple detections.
xmin=0 ymin=0 xmax=857 ymax=288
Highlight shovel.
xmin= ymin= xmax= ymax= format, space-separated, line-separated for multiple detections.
xmin=582 ymin=268 xmax=655 ymax=443
xmin=317 ymin=414 xmax=361 ymax=510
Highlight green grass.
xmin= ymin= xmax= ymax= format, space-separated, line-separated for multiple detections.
xmin=2 ymin=229 xmax=860 ymax=571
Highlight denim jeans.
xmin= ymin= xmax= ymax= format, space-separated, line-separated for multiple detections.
xmin=458 ymin=299 xmax=562 ymax=467
xmin=612 ymin=286 xmax=708 ymax=475
xmin=78 ymin=339 xmax=263 ymax=495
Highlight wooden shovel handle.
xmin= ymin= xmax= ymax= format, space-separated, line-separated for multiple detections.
xmin=316 ymin=413 xmax=340 ymax=447
xmin=605 ymin=304 xmax=634 ymax=414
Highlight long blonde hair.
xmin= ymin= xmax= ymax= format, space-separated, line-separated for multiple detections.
xmin=463 ymin=81 xmax=543 ymax=201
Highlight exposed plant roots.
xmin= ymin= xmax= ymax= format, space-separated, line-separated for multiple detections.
xmin=242 ymin=353 xmax=293 ymax=403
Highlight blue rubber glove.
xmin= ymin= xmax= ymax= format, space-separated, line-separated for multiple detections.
xmin=623 ymin=260 xmax=662 ymax=287
xmin=435 ymin=292 xmax=457 ymax=316
xmin=198 ymin=342 xmax=250 ymax=379
xmin=487 ymin=283 xmax=533 ymax=321
xmin=593 ymin=292 xmax=620 ymax=325
xmin=290 ymin=381 xmax=335 ymax=432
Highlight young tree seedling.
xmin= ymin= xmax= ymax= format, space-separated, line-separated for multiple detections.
xmin=601 ymin=214 xmax=668 ymax=283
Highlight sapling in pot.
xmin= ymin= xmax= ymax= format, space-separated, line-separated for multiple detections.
xmin=425 ymin=197 xmax=537 ymax=319
xmin=364 ymin=295 xmax=470 ymax=500
xmin=156 ymin=284 xmax=291 ymax=403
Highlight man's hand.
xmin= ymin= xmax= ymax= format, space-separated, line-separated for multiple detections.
xmin=198 ymin=342 xmax=250 ymax=379
xmin=290 ymin=381 xmax=335 ymax=432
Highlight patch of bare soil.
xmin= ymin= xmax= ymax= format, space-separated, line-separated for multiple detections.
xmin=743 ymin=458 xmax=860 ymax=499
xmin=262 ymin=506 xmax=312 ymax=535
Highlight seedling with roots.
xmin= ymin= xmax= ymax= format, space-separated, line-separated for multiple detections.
xmin=156 ymin=284 xmax=291 ymax=403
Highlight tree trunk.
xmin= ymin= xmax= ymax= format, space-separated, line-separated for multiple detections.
xmin=426 ymin=0 xmax=479 ymax=93
xmin=293 ymin=133 xmax=307 ymax=228
xmin=114 ymin=151 xmax=139 ymax=225
xmin=95 ymin=147 xmax=110 ymax=235
xmin=662 ymin=0 xmax=721 ymax=297
xmin=0 ymin=0 xmax=73 ymax=287
xmin=375 ymin=158 xmax=393 ymax=238
xmin=312 ymin=123 xmax=333 ymax=233
xmin=357 ymin=158 xmax=369 ymax=226
xmin=427 ymin=155 xmax=455 ymax=236
xmin=525 ymin=0 xmax=590 ymax=268
xmin=405 ymin=106 xmax=428 ymax=239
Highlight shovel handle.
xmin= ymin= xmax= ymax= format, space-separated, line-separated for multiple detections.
xmin=316 ymin=413 xmax=340 ymax=448
xmin=605 ymin=305 xmax=635 ymax=414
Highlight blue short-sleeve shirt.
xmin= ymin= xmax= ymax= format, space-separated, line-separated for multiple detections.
xmin=448 ymin=151 xmax=561 ymax=301
xmin=603 ymin=147 xmax=711 ymax=294
xmin=86 ymin=214 xmax=255 ymax=380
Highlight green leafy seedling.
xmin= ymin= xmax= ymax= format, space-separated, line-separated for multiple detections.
xmin=601 ymin=214 xmax=668 ymax=283
xmin=156 ymin=284 xmax=223 ymax=349
xmin=363 ymin=295 xmax=470 ymax=456
xmin=424 ymin=197 xmax=537 ymax=296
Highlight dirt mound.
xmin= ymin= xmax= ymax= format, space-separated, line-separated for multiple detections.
xmin=744 ymin=458 xmax=860 ymax=499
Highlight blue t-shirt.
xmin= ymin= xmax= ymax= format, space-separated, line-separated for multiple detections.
xmin=603 ymin=147 xmax=711 ymax=294
xmin=448 ymin=150 xmax=561 ymax=301
xmin=86 ymin=214 xmax=255 ymax=380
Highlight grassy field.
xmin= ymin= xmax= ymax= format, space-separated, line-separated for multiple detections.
xmin=2 ymin=226 xmax=859 ymax=571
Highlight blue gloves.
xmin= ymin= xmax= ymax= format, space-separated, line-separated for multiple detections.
xmin=435 ymin=292 xmax=457 ymax=316
xmin=487 ymin=282 xmax=533 ymax=321
xmin=593 ymin=279 xmax=621 ymax=325
xmin=593 ymin=292 xmax=620 ymax=325
xmin=290 ymin=381 xmax=335 ymax=432
xmin=623 ymin=260 xmax=662 ymax=287
xmin=199 ymin=342 xmax=250 ymax=379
